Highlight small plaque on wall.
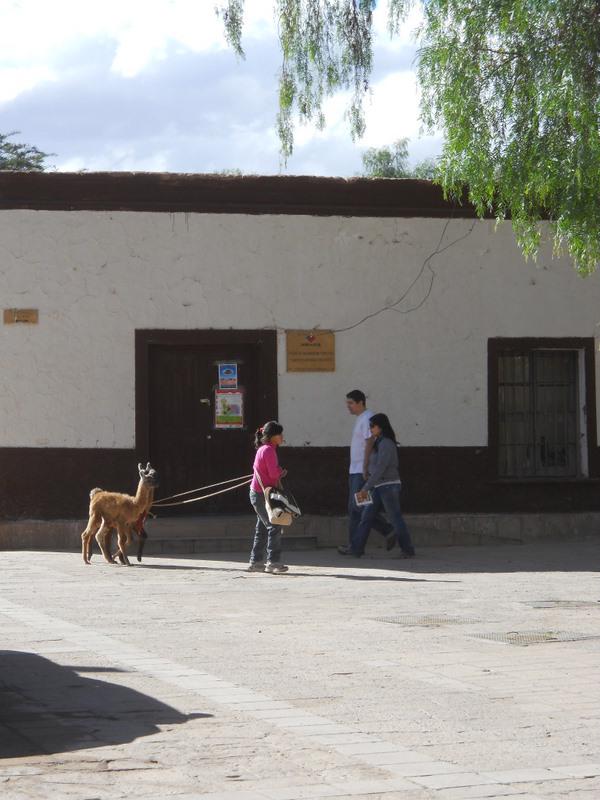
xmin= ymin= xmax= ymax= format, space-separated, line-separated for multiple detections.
xmin=4 ymin=309 xmax=38 ymax=324
xmin=286 ymin=330 xmax=335 ymax=372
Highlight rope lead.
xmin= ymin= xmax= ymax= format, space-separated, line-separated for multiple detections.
xmin=151 ymin=477 xmax=253 ymax=509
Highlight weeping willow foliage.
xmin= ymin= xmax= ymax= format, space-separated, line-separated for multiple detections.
xmin=218 ymin=1 xmax=600 ymax=274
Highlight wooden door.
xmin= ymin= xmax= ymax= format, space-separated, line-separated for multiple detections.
xmin=139 ymin=331 xmax=277 ymax=514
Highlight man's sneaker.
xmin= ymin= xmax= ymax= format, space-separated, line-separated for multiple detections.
xmin=265 ymin=563 xmax=289 ymax=574
xmin=337 ymin=545 xmax=352 ymax=555
xmin=385 ymin=533 xmax=397 ymax=551
xmin=247 ymin=562 xmax=265 ymax=572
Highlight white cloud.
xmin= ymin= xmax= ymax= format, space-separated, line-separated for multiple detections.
xmin=0 ymin=0 xmax=277 ymax=93
xmin=0 ymin=65 xmax=56 ymax=103
xmin=293 ymin=70 xmax=440 ymax=158
xmin=362 ymin=71 xmax=422 ymax=145
xmin=0 ymin=0 xmax=441 ymax=175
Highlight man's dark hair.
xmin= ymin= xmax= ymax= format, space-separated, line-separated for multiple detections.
xmin=346 ymin=389 xmax=366 ymax=404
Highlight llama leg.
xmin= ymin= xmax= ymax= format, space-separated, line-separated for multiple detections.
xmin=137 ymin=526 xmax=148 ymax=562
xmin=112 ymin=525 xmax=131 ymax=564
xmin=96 ymin=521 xmax=116 ymax=564
xmin=81 ymin=513 xmax=101 ymax=564
xmin=103 ymin=527 xmax=125 ymax=563
xmin=116 ymin=523 xmax=131 ymax=566
xmin=115 ymin=529 xmax=127 ymax=565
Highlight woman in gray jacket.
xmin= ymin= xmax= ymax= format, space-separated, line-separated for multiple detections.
xmin=352 ymin=413 xmax=415 ymax=558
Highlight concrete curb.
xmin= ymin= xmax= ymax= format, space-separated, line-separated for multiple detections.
xmin=1 ymin=512 xmax=598 ymax=552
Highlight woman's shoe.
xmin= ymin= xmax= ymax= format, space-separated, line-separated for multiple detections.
xmin=265 ymin=563 xmax=289 ymax=574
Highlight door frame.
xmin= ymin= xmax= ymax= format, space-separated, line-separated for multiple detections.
xmin=135 ymin=329 xmax=278 ymax=463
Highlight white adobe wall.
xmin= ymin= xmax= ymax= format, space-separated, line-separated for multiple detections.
xmin=1 ymin=209 xmax=599 ymax=449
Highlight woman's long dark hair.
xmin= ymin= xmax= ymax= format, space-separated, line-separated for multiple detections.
xmin=254 ymin=420 xmax=283 ymax=449
xmin=369 ymin=413 xmax=397 ymax=451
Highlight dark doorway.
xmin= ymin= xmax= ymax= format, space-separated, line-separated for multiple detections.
xmin=136 ymin=330 xmax=277 ymax=514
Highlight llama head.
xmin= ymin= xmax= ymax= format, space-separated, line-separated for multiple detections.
xmin=138 ymin=462 xmax=160 ymax=488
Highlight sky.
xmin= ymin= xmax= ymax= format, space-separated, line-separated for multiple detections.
xmin=0 ymin=0 xmax=442 ymax=177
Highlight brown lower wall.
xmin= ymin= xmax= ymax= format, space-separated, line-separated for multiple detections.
xmin=1 ymin=446 xmax=600 ymax=520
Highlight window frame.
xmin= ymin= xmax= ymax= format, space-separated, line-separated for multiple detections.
xmin=488 ymin=338 xmax=598 ymax=481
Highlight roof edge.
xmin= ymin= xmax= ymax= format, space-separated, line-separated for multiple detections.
xmin=0 ymin=170 xmax=485 ymax=218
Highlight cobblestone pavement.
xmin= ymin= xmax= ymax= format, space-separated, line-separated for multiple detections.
xmin=1 ymin=541 xmax=599 ymax=800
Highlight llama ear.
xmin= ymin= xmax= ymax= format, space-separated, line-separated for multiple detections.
xmin=146 ymin=462 xmax=151 ymax=471
xmin=138 ymin=462 xmax=144 ymax=475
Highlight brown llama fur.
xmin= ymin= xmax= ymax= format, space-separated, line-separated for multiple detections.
xmin=81 ymin=463 xmax=159 ymax=565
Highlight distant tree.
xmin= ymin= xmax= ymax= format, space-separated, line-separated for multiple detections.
xmin=0 ymin=132 xmax=52 ymax=171
xmin=361 ymin=139 xmax=411 ymax=178
xmin=410 ymin=157 xmax=437 ymax=181
xmin=361 ymin=138 xmax=437 ymax=179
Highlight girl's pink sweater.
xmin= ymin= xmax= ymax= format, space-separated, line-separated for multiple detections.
xmin=251 ymin=444 xmax=283 ymax=493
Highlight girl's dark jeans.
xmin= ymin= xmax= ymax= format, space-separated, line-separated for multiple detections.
xmin=249 ymin=489 xmax=282 ymax=564
xmin=352 ymin=483 xmax=414 ymax=557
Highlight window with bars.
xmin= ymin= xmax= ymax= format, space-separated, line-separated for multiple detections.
xmin=497 ymin=349 xmax=580 ymax=478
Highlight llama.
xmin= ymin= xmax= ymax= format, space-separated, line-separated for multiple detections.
xmin=81 ymin=463 xmax=159 ymax=565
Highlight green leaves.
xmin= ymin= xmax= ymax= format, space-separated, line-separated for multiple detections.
xmin=218 ymin=0 xmax=600 ymax=273
xmin=215 ymin=0 xmax=246 ymax=57
xmin=419 ymin=0 xmax=600 ymax=273
xmin=0 ymin=132 xmax=51 ymax=172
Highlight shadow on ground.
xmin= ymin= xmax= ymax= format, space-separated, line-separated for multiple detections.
xmin=133 ymin=540 xmax=600 ymax=575
xmin=0 ymin=651 xmax=212 ymax=758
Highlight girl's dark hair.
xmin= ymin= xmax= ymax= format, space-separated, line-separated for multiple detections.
xmin=254 ymin=420 xmax=283 ymax=449
xmin=369 ymin=413 xmax=397 ymax=450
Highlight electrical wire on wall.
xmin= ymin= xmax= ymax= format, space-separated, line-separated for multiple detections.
xmin=333 ymin=216 xmax=477 ymax=334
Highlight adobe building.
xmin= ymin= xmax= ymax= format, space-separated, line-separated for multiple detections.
xmin=1 ymin=171 xmax=599 ymax=549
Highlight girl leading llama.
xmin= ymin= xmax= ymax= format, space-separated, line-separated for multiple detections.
xmin=248 ymin=420 xmax=289 ymax=574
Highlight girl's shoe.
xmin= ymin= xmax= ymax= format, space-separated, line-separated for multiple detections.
xmin=265 ymin=563 xmax=289 ymax=574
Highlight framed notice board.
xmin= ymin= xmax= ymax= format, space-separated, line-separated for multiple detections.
xmin=286 ymin=330 xmax=335 ymax=372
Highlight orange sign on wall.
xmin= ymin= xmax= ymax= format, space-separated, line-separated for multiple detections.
xmin=286 ymin=330 xmax=335 ymax=372
xmin=4 ymin=308 xmax=38 ymax=324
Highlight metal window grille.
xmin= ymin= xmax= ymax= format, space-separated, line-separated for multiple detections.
xmin=498 ymin=350 xmax=579 ymax=478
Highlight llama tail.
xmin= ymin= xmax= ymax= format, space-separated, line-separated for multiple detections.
xmin=90 ymin=487 xmax=103 ymax=499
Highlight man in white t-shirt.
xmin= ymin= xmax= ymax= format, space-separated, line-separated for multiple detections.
xmin=338 ymin=389 xmax=394 ymax=555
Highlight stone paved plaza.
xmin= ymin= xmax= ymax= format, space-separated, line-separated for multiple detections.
xmin=1 ymin=540 xmax=599 ymax=799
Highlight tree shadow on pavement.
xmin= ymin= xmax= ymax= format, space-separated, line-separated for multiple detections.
xmin=0 ymin=651 xmax=212 ymax=759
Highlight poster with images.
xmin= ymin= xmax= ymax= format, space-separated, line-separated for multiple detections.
xmin=218 ymin=363 xmax=238 ymax=389
xmin=215 ymin=389 xmax=244 ymax=429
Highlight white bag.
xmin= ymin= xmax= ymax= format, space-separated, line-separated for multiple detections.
xmin=254 ymin=472 xmax=301 ymax=527
xmin=265 ymin=488 xmax=294 ymax=526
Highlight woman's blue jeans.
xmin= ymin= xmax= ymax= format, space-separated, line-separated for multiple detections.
xmin=352 ymin=483 xmax=414 ymax=557
xmin=249 ymin=489 xmax=282 ymax=564
xmin=348 ymin=473 xmax=392 ymax=546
